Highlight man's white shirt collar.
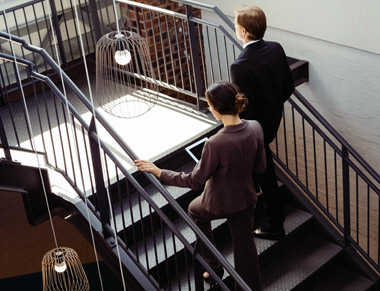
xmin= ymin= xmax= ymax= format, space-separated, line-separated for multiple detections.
xmin=243 ymin=39 xmax=260 ymax=49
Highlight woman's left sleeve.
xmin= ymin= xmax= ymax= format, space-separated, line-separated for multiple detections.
xmin=160 ymin=141 xmax=219 ymax=189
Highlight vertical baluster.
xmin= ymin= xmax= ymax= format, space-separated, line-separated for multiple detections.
xmin=313 ymin=128 xmax=318 ymax=200
xmin=197 ymin=24 xmax=207 ymax=90
xmin=356 ymin=173 xmax=359 ymax=243
xmin=205 ymin=26 xmax=215 ymax=84
xmin=50 ymin=0 xmax=70 ymax=67
xmin=292 ymin=106 xmax=298 ymax=178
xmin=334 ymin=151 xmax=339 ymax=224
xmin=342 ymin=146 xmax=351 ymax=246
xmin=185 ymin=5 xmax=204 ymax=109
xmin=366 ymin=185 xmax=370 ymax=256
xmin=89 ymin=117 xmax=110 ymax=233
xmin=283 ymin=107 xmax=289 ymax=167
xmin=324 ymin=140 xmax=329 ymax=213
xmin=148 ymin=205 xmax=161 ymax=285
xmin=302 ymin=117 xmax=308 ymax=191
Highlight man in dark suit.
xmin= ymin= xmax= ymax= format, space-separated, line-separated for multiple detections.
xmin=230 ymin=5 xmax=294 ymax=239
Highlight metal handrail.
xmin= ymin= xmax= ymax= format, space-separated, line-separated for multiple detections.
xmin=0 ymin=31 xmax=251 ymax=289
xmin=118 ymin=0 xmax=242 ymax=51
xmin=275 ymin=90 xmax=380 ymax=273
xmin=174 ymin=0 xmax=236 ymax=32
xmin=0 ymin=0 xmax=43 ymax=15
xmin=117 ymin=0 xmax=243 ymax=109
xmin=293 ymin=89 xmax=380 ymax=186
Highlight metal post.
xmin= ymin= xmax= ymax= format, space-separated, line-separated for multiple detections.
xmin=0 ymin=72 xmax=5 ymax=107
xmin=49 ymin=0 xmax=68 ymax=70
xmin=89 ymin=117 xmax=110 ymax=236
xmin=185 ymin=5 xmax=206 ymax=110
xmin=342 ymin=146 xmax=351 ymax=247
xmin=88 ymin=0 xmax=102 ymax=41
xmin=0 ymin=114 xmax=12 ymax=161
xmin=193 ymin=240 xmax=204 ymax=291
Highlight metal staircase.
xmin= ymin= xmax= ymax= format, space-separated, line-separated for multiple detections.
xmin=107 ymin=141 xmax=378 ymax=290
xmin=0 ymin=0 xmax=379 ymax=290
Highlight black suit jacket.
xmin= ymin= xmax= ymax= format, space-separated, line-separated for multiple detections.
xmin=230 ymin=40 xmax=294 ymax=144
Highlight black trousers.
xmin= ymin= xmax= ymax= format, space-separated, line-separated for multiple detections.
xmin=257 ymin=143 xmax=285 ymax=230
xmin=188 ymin=196 xmax=262 ymax=291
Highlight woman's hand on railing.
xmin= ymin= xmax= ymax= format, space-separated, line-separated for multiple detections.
xmin=134 ymin=160 xmax=162 ymax=178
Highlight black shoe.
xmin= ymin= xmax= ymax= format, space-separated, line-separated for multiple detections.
xmin=254 ymin=225 xmax=285 ymax=240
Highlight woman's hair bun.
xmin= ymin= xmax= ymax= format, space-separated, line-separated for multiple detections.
xmin=234 ymin=92 xmax=248 ymax=114
xmin=206 ymin=82 xmax=248 ymax=115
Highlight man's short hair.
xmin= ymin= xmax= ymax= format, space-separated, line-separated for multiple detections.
xmin=234 ymin=5 xmax=267 ymax=40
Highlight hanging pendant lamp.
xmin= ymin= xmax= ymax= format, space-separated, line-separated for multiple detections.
xmin=42 ymin=247 xmax=90 ymax=291
xmin=95 ymin=30 xmax=159 ymax=118
xmin=0 ymin=1 xmax=91 ymax=291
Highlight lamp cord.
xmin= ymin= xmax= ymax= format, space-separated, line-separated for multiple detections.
xmin=112 ymin=0 xmax=121 ymax=34
xmin=44 ymin=0 xmax=105 ymax=289
xmin=71 ymin=0 xmax=127 ymax=290
xmin=1 ymin=0 xmax=59 ymax=250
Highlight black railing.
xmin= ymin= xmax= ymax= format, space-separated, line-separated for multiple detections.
xmin=0 ymin=0 xmax=103 ymax=86
xmin=273 ymin=89 xmax=380 ymax=272
xmin=1 ymin=0 xmax=241 ymax=110
xmin=115 ymin=0 xmax=380 ymax=273
xmin=118 ymin=0 xmax=241 ymax=109
xmin=1 ymin=0 xmax=379 ymax=285
xmin=0 ymin=30 xmax=251 ymax=290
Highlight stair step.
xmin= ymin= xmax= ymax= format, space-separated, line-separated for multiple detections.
xmin=130 ymin=204 xmax=312 ymax=288
xmin=131 ymin=216 xmax=226 ymax=270
xmin=261 ymin=234 xmax=342 ymax=291
xmin=217 ymin=205 xmax=314 ymax=267
xmin=256 ymin=205 xmax=314 ymax=256
xmin=143 ymin=205 xmax=312 ymax=270
xmin=309 ymin=266 xmax=375 ymax=291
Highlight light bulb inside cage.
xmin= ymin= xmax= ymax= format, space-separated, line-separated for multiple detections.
xmin=115 ymin=49 xmax=131 ymax=65
xmin=54 ymin=251 xmax=67 ymax=273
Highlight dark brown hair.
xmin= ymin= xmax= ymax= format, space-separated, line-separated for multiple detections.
xmin=234 ymin=5 xmax=267 ymax=40
xmin=205 ymin=82 xmax=248 ymax=115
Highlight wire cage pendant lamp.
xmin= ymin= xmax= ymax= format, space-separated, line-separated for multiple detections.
xmin=0 ymin=2 xmax=91 ymax=291
xmin=96 ymin=29 xmax=159 ymax=118
xmin=42 ymin=247 xmax=90 ymax=290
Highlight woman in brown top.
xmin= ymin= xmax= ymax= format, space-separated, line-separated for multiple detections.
xmin=135 ymin=82 xmax=265 ymax=291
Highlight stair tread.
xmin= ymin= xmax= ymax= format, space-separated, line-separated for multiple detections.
xmin=256 ymin=204 xmax=313 ymax=255
xmin=260 ymin=234 xmax=342 ymax=291
xmin=132 ymin=216 xmax=226 ymax=269
xmin=133 ymin=205 xmax=312 ymax=271
xmin=309 ymin=266 xmax=375 ymax=291
xmin=162 ymin=207 xmax=315 ymax=290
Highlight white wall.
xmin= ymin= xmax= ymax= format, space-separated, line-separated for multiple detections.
xmin=204 ymin=0 xmax=380 ymax=55
xmin=202 ymin=0 xmax=380 ymax=173
xmin=270 ymin=29 xmax=380 ymax=173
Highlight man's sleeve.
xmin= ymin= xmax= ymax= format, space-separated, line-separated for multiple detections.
xmin=230 ymin=63 xmax=254 ymax=119
xmin=253 ymin=125 xmax=266 ymax=174
xmin=281 ymin=50 xmax=295 ymax=103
